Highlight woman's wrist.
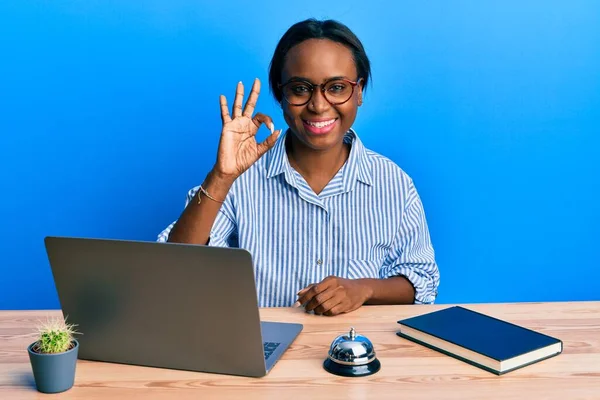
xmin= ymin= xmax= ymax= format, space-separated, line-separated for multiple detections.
xmin=355 ymin=279 xmax=375 ymax=305
xmin=202 ymin=169 xmax=236 ymax=202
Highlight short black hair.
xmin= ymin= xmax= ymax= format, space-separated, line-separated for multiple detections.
xmin=268 ymin=19 xmax=372 ymax=103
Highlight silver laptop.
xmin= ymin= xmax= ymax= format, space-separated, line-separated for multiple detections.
xmin=44 ymin=236 xmax=303 ymax=377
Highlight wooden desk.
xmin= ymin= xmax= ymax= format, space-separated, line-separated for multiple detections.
xmin=1 ymin=302 xmax=599 ymax=399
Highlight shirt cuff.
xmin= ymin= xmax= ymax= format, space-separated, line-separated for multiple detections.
xmin=207 ymin=232 xmax=238 ymax=248
xmin=383 ymin=264 xmax=438 ymax=304
xmin=156 ymin=221 xmax=176 ymax=242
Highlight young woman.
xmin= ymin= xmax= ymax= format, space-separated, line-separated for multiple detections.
xmin=158 ymin=19 xmax=440 ymax=315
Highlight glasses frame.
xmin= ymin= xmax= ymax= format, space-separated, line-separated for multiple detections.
xmin=277 ymin=77 xmax=363 ymax=106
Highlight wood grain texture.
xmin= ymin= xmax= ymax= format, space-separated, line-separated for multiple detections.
xmin=1 ymin=302 xmax=599 ymax=399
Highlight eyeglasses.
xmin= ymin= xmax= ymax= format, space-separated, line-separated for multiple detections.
xmin=278 ymin=77 xmax=362 ymax=106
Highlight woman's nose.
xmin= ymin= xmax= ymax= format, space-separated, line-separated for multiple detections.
xmin=308 ymin=88 xmax=331 ymax=113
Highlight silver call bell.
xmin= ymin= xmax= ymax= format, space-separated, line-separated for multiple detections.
xmin=323 ymin=327 xmax=381 ymax=377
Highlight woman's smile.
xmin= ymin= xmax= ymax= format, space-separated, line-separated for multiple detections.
xmin=302 ymin=118 xmax=339 ymax=135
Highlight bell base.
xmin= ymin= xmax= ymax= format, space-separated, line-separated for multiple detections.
xmin=323 ymin=358 xmax=381 ymax=377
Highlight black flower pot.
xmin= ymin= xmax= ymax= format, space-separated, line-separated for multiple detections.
xmin=27 ymin=339 xmax=79 ymax=394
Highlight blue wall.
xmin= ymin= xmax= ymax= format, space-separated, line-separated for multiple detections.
xmin=1 ymin=1 xmax=599 ymax=309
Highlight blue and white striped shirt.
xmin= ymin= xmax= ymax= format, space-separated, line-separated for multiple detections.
xmin=158 ymin=130 xmax=440 ymax=307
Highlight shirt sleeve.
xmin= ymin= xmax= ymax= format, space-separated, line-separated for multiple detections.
xmin=379 ymin=180 xmax=440 ymax=304
xmin=156 ymin=185 xmax=238 ymax=247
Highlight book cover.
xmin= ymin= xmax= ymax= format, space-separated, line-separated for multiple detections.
xmin=396 ymin=306 xmax=563 ymax=375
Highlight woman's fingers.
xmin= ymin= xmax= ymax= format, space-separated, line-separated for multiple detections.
xmin=243 ymin=78 xmax=260 ymax=117
xmin=257 ymin=130 xmax=281 ymax=157
xmin=232 ymin=81 xmax=244 ymax=118
xmin=315 ymin=295 xmax=344 ymax=316
xmin=219 ymin=95 xmax=231 ymax=124
xmin=224 ymin=78 xmax=263 ymax=123
xmin=305 ymin=286 xmax=343 ymax=313
xmin=251 ymin=113 xmax=279 ymax=157
xmin=252 ymin=112 xmax=274 ymax=133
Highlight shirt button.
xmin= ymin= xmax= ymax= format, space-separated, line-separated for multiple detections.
xmin=316 ymin=259 xmax=323 ymax=265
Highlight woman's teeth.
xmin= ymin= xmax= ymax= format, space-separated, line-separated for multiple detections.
xmin=305 ymin=119 xmax=336 ymax=128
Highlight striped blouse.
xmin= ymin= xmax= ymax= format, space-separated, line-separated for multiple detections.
xmin=157 ymin=129 xmax=440 ymax=307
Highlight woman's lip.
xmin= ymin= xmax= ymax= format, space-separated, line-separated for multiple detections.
xmin=302 ymin=118 xmax=338 ymax=135
xmin=303 ymin=117 xmax=338 ymax=123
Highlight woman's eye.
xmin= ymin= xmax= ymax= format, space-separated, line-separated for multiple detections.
xmin=328 ymin=84 xmax=346 ymax=93
xmin=291 ymin=85 xmax=311 ymax=94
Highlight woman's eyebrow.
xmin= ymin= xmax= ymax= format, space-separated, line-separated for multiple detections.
xmin=285 ymin=75 xmax=349 ymax=84
xmin=324 ymin=76 xmax=348 ymax=82
xmin=286 ymin=76 xmax=313 ymax=83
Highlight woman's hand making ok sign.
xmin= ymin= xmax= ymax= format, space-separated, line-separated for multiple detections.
xmin=214 ymin=78 xmax=281 ymax=180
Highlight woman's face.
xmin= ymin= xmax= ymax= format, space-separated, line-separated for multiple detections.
xmin=281 ymin=39 xmax=363 ymax=151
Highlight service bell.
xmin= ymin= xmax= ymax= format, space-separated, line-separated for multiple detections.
xmin=323 ymin=327 xmax=381 ymax=377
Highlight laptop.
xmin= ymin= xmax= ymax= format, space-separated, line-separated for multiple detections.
xmin=44 ymin=236 xmax=303 ymax=377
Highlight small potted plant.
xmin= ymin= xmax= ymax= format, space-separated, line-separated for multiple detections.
xmin=27 ymin=316 xmax=80 ymax=393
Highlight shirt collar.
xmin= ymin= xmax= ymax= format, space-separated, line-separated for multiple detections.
xmin=265 ymin=128 xmax=372 ymax=188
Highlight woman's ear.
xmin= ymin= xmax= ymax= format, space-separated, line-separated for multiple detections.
xmin=357 ymin=79 xmax=364 ymax=106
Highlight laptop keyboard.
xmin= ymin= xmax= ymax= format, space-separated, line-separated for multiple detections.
xmin=263 ymin=342 xmax=281 ymax=360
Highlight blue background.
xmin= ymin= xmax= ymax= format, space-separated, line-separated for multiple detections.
xmin=1 ymin=1 xmax=599 ymax=310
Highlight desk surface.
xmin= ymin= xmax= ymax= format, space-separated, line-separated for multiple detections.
xmin=1 ymin=302 xmax=600 ymax=399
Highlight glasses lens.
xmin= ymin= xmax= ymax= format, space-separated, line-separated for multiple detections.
xmin=282 ymin=82 xmax=313 ymax=105
xmin=324 ymin=80 xmax=354 ymax=104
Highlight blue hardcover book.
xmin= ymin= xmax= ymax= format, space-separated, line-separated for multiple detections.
xmin=396 ymin=306 xmax=563 ymax=375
